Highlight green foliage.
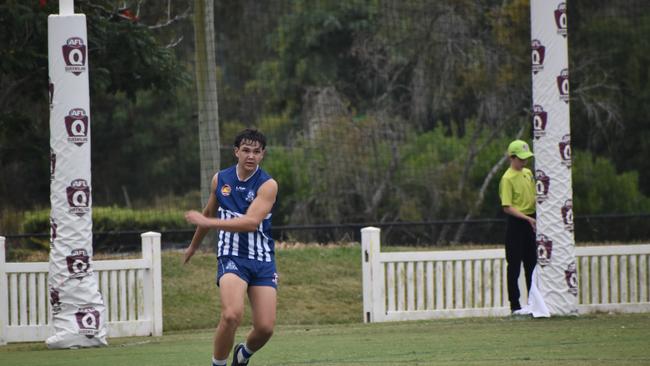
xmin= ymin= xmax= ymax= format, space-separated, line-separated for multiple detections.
xmin=572 ymin=150 xmax=650 ymax=214
xmin=21 ymin=206 xmax=188 ymax=235
xmin=0 ymin=1 xmax=191 ymax=210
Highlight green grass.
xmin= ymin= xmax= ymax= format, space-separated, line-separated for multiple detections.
xmin=2 ymin=314 xmax=650 ymax=365
xmin=162 ymin=245 xmax=363 ymax=330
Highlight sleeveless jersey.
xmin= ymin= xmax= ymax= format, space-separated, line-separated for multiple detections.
xmin=215 ymin=165 xmax=275 ymax=262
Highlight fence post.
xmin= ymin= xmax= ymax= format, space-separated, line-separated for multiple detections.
xmin=141 ymin=232 xmax=163 ymax=336
xmin=0 ymin=236 xmax=7 ymax=345
xmin=361 ymin=227 xmax=383 ymax=323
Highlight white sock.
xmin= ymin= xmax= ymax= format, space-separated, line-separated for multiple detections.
xmin=237 ymin=343 xmax=254 ymax=363
xmin=212 ymin=356 xmax=227 ymax=366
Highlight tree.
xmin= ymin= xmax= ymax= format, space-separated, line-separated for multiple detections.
xmin=0 ymin=1 xmax=189 ymax=210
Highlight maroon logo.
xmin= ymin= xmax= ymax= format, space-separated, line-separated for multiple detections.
xmin=559 ymin=134 xmax=572 ymax=168
xmin=536 ymin=234 xmax=553 ymax=266
xmin=50 ymin=287 xmax=62 ymax=314
xmin=62 ymin=37 xmax=87 ymax=75
xmin=50 ymin=217 xmax=58 ymax=242
xmin=66 ymin=179 xmax=91 ymax=216
xmin=66 ymin=248 xmax=90 ymax=277
xmin=565 ymin=262 xmax=578 ymax=296
xmin=50 ymin=148 xmax=56 ymax=181
xmin=554 ymin=3 xmax=568 ymax=38
xmin=557 ymin=68 xmax=570 ymax=103
xmin=535 ymin=170 xmax=550 ymax=204
xmin=531 ymin=39 xmax=546 ymax=74
xmin=532 ymin=105 xmax=548 ymax=139
xmin=64 ymin=108 xmax=89 ymax=146
xmin=75 ymin=307 xmax=100 ymax=338
xmin=48 ymin=78 xmax=54 ymax=109
xmin=561 ymin=199 xmax=574 ymax=232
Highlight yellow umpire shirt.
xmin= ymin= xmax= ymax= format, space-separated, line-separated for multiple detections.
xmin=499 ymin=167 xmax=536 ymax=215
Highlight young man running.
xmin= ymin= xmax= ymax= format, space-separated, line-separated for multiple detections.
xmin=184 ymin=129 xmax=278 ymax=366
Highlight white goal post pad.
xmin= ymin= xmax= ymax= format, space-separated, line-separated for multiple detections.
xmin=47 ymin=11 xmax=107 ymax=348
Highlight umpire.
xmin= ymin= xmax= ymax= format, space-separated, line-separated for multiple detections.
xmin=499 ymin=139 xmax=537 ymax=313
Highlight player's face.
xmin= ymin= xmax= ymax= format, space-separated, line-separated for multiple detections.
xmin=235 ymin=140 xmax=265 ymax=172
xmin=510 ymin=156 xmax=529 ymax=170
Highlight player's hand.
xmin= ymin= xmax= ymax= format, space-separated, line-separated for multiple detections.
xmin=185 ymin=210 xmax=209 ymax=227
xmin=183 ymin=245 xmax=197 ymax=264
xmin=528 ymin=217 xmax=537 ymax=232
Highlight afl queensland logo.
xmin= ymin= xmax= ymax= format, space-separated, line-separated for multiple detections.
xmin=531 ymin=39 xmax=545 ymax=74
xmin=561 ymin=199 xmax=574 ymax=232
xmin=50 ymin=148 xmax=56 ymax=181
xmin=559 ymin=134 xmax=572 ymax=168
xmin=75 ymin=307 xmax=101 ymax=338
xmin=67 ymin=179 xmax=91 ymax=216
xmin=535 ymin=170 xmax=550 ymax=204
xmin=48 ymin=78 xmax=54 ymax=110
xmin=221 ymin=184 xmax=232 ymax=197
xmin=66 ymin=248 xmax=90 ymax=277
xmin=532 ymin=105 xmax=548 ymax=139
xmin=62 ymin=37 xmax=87 ymax=75
xmin=65 ymin=108 xmax=89 ymax=146
xmin=554 ymin=3 xmax=568 ymax=38
xmin=50 ymin=287 xmax=62 ymax=314
xmin=565 ymin=262 xmax=578 ymax=296
xmin=557 ymin=68 xmax=570 ymax=103
xmin=536 ymin=234 xmax=553 ymax=266
xmin=50 ymin=217 xmax=58 ymax=241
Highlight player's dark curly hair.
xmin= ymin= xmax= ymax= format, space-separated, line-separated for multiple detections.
xmin=234 ymin=128 xmax=266 ymax=149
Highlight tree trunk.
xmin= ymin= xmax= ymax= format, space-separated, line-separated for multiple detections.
xmin=193 ymin=0 xmax=220 ymax=208
xmin=451 ymin=125 xmax=526 ymax=244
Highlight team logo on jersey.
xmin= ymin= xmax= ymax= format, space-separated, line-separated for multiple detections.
xmin=245 ymin=191 xmax=256 ymax=202
xmin=536 ymin=234 xmax=553 ymax=266
xmin=221 ymin=184 xmax=231 ymax=196
xmin=532 ymin=105 xmax=548 ymax=139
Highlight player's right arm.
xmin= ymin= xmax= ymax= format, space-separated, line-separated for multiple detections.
xmin=183 ymin=174 xmax=218 ymax=264
xmin=502 ymin=205 xmax=536 ymax=232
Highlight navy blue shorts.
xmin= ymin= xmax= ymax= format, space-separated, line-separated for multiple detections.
xmin=217 ymin=256 xmax=278 ymax=289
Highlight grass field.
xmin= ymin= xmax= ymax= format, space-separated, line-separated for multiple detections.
xmin=2 ymin=313 xmax=649 ymax=366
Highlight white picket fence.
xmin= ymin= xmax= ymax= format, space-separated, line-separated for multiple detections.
xmin=361 ymin=227 xmax=650 ymax=322
xmin=0 ymin=232 xmax=163 ymax=345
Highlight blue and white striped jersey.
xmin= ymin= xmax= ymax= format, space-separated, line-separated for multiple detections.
xmin=215 ymin=165 xmax=275 ymax=262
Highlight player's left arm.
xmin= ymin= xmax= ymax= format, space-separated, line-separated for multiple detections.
xmin=185 ymin=179 xmax=278 ymax=232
